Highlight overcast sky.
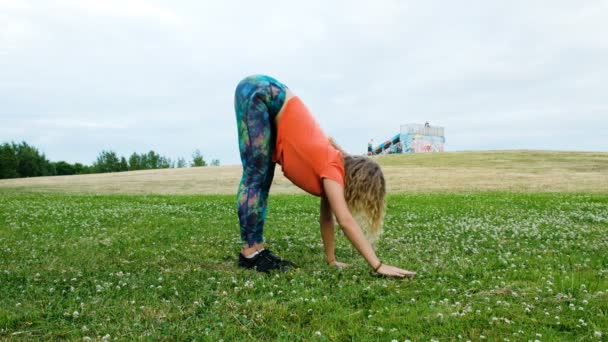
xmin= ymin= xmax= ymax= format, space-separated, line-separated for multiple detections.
xmin=1 ymin=0 xmax=607 ymax=165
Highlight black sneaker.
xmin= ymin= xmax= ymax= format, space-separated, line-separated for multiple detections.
xmin=238 ymin=249 xmax=297 ymax=273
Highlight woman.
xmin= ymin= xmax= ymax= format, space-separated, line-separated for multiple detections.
xmin=234 ymin=75 xmax=415 ymax=278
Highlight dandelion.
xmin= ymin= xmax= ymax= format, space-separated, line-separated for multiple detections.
xmin=315 ymin=331 xmax=321 ymax=336
xmin=72 ymin=311 xmax=79 ymax=319
xmin=594 ymin=331 xmax=602 ymax=338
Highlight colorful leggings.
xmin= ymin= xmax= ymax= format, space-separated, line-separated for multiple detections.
xmin=234 ymin=75 xmax=288 ymax=247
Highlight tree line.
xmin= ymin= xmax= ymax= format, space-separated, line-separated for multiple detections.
xmin=0 ymin=141 xmax=219 ymax=180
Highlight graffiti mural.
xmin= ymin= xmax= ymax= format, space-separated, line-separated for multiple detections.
xmin=369 ymin=123 xmax=445 ymax=155
xmin=402 ymin=134 xmax=445 ymax=153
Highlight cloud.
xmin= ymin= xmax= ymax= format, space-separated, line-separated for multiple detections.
xmin=57 ymin=0 xmax=183 ymax=27
xmin=30 ymin=117 xmax=134 ymax=130
xmin=0 ymin=0 xmax=607 ymax=165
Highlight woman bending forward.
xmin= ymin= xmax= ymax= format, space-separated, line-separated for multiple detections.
xmin=234 ymin=75 xmax=415 ymax=278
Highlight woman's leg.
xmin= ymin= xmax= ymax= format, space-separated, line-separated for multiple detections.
xmin=234 ymin=75 xmax=286 ymax=249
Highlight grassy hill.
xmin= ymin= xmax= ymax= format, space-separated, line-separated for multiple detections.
xmin=1 ymin=150 xmax=607 ymax=194
xmin=1 ymin=150 xmax=607 ymax=340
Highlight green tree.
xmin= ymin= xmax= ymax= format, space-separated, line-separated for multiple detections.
xmin=176 ymin=157 xmax=186 ymax=168
xmin=158 ymin=156 xmax=171 ymax=169
xmin=0 ymin=143 xmax=18 ymax=179
xmin=93 ymin=150 xmax=121 ymax=173
xmin=210 ymin=159 xmax=220 ymax=166
xmin=15 ymin=142 xmax=42 ymax=177
xmin=128 ymin=153 xmax=141 ymax=171
xmin=73 ymin=163 xmax=91 ymax=174
xmin=53 ymin=161 xmax=76 ymax=175
xmin=145 ymin=151 xmax=160 ymax=169
xmin=119 ymin=157 xmax=129 ymax=172
xmin=41 ymin=156 xmax=55 ymax=176
xmin=191 ymin=149 xmax=206 ymax=167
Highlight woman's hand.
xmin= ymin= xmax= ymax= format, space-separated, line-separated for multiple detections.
xmin=321 ymin=180 xmax=415 ymax=279
xmin=376 ymin=264 xmax=416 ymax=278
xmin=328 ymin=260 xmax=349 ymax=269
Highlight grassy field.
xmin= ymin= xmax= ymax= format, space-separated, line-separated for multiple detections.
xmin=1 ymin=150 xmax=607 ymax=194
xmin=1 ymin=151 xmax=607 ymax=340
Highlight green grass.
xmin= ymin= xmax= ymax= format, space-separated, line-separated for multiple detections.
xmin=1 ymin=192 xmax=607 ymax=340
xmin=377 ymin=150 xmax=608 ymax=173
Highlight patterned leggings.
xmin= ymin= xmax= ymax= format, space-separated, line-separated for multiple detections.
xmin=234 ymin=75 xmax=288 ymax=247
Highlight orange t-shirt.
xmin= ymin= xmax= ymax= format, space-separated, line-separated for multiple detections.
xmin=272 ymin=96 xmax=345 ymax=196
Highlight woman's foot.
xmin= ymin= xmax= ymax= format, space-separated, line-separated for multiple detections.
xmin=238 ymin=249 xmax=296 ymax=273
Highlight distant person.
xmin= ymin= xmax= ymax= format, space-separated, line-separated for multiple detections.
xmin=367 ymin=139 xmax=374 ymax=156
xmin=234 ymin=75 xmax=415 ymax=278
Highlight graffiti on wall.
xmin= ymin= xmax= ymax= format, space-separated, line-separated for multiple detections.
xmin=402 ymin=134 xmax=445 ymax=153
xmin=370 ymin=124 xmax=445 ymax=155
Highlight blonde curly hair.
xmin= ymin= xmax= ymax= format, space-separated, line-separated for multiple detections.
xmin=329 ymin=138 xmax=386 ymax=243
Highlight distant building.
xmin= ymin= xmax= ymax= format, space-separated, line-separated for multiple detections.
xmin=401 ymin=123 xmax=445 ymax=153
xmin=369 ymin=123 xmax=445 ymax=155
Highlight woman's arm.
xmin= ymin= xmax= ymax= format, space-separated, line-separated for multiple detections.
xmin=319 ymin=196 xmax=336 ymax=265
xmin=322 ymin=179 xmax=415 ymax=278
xmin=319 ymin=196 xmax=336 ymax=264
xmin=320 ymin=196 xmax=348 ymax=267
